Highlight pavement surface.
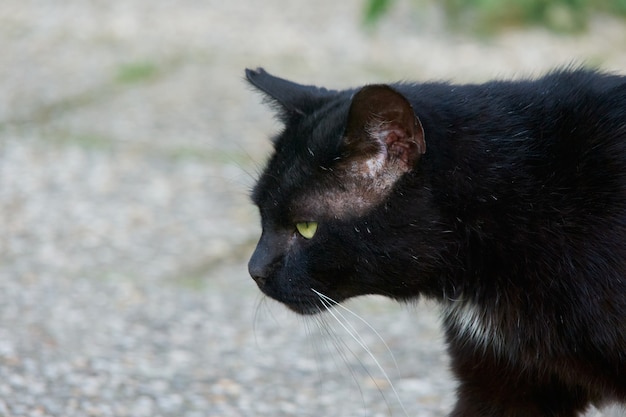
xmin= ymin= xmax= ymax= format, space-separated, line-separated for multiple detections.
xmin=1 ymin=1 xmax=625 ymax=416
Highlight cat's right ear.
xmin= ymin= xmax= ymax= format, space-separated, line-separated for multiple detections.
xmin=245 ymin=68 xmax=336 ymax=120
xmin=344 ymin=85 xmax=426 ymax=173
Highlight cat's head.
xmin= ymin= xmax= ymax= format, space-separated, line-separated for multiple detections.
xmin=246 ymin=68 xmax=432 ymax=314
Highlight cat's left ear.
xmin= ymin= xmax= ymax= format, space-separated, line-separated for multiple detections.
xmin=344 ymin=85 xmax=425 ymax=172
xmin=245 ymin=68 xmax=336 ymax=120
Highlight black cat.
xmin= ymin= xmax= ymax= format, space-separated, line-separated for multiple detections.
xmin=246 ymin=67 xmax=626 ymax=416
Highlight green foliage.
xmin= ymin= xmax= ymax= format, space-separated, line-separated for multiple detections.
xmin=365 ymin=0 xmax=626 ymax=32
xmin=364 ymin=0 xmax=394 ymax=25
xmin=115 ymin=61 xmax=159 ymax=84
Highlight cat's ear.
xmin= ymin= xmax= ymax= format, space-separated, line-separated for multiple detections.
xmin=245 ymin=68 xmax=336 ymax=120
xmin=344 ymin=85 xmax=425 ymax=172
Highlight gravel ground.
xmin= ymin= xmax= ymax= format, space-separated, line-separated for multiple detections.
xmin=1 ymin=1 xmax=626 ymax=416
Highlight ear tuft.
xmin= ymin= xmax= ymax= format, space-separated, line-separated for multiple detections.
xmin=344 ymin=85 xmax=425 ymax=172
xmin=245 ymin=68 xmax=337 ymax=120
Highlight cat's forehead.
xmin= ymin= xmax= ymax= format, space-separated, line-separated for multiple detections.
xmin=254 ymin=145 xmax=401 ymax=224
xmin=255 ymin=99 xmax=349 ymax=198
xmin=253 ymin=91 xmax=406 ymax=222
xmin=274 ymin=99 xmax=349 ymax=154
xmin=292 ymin=164 xmax=404 ymax=221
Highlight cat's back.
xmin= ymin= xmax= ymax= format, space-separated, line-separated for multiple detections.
xmin=426 ymin=69 xmax=626 ymax=401
xmin=397 ymin=68 xmax=626 ymax=122
xmin=409 ymin=69 xmax=626 ymax=204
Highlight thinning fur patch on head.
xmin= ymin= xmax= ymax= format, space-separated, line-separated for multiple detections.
xmin=294 ymin=154 xmax=407 ymax=220
xmin=293 ymin=183 xmax=383 ymax=221
xmin=362 ymin=150 xmax=387 ymax=178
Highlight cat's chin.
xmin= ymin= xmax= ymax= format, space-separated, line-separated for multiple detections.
xmin=283 ymin=293 xmax=355 ymax=315
xmin=285 ymin=303 xmax=324 ymax=315
xmin=281 ymin=296 xmax=335 ymax=315
xmin=280 ymin=295 xmax=341 ymax=315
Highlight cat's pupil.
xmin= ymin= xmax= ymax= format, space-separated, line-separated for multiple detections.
xmin=295 ymin=221 xmax=318 ymax=239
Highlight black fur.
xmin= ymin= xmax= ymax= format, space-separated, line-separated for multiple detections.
xmin=246 ymin=67 xmax=626 ymax=416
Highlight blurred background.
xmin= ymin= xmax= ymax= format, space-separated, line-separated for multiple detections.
xmin=1 ymin=1 xmax=625 ymax=416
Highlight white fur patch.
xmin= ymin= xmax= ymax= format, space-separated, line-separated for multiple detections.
xmin=364 ymin=154 xmax=386 ymax=177
xmin=347 ymin=146 xmax=387 ymax=179
xmin=295 ymin=158 xmax=403 ymax=220
xmin=442 ymin=301 xmax=504 ymax=354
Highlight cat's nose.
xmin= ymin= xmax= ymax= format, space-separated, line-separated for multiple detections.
xmin=249 ymin=231 xmax=285 ymax=288
xmin=248 ymin=259 xmax=268 ymax=286
xmin=248 ymin=245 xmax=272 ymax=287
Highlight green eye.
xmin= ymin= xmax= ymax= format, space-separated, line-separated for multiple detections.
xmin=296 ymin=221 xmax=318 ymax=239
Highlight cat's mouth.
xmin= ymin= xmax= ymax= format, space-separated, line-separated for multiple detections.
xmin=285 ymin=301 xmax=325 ymax=315
xmin=267 ymin=290 xmax=332 ymax=315
xmin=258 ymin=284 xmax=341 ymax=315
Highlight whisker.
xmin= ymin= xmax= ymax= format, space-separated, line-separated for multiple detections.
xmin=252 ymin=295 xmax=265 ymax=348
xmin=303 ymin=315 xmax=325 ymax=381
xmin=312 ymin=288 xmax=409 ymax=417
xmin=253 ymin=295 xmax=282 ymax=330
xmin=313 ymin=301 xmax=371 ymax=416
xmin=312 ymin=289 xmax=401 ymax=373
xmin=315 ymin=291 xmax=370 ymax=349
